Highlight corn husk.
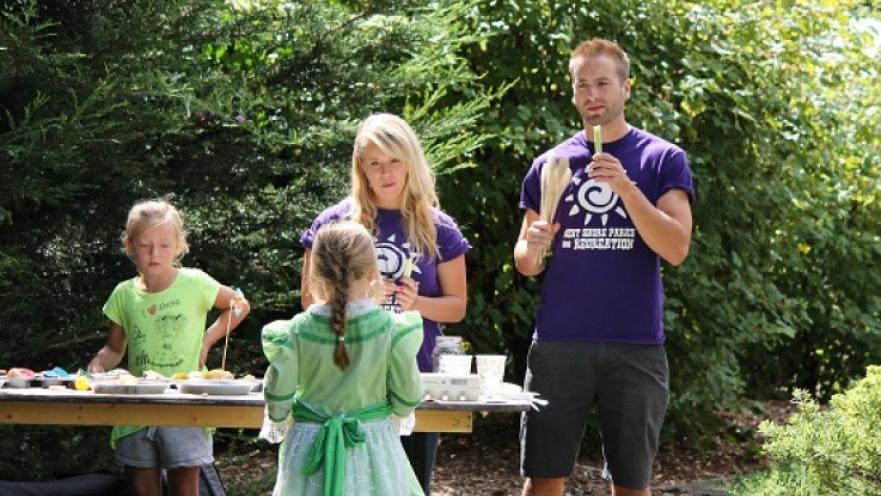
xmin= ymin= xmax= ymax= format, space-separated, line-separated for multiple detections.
xmin=402 ymin=255 xmax=416 ymax=279
xmin=536 ymin=152 xmax=572 ymax=265
xmin=221 ymin=288 xmax=246 ymax=372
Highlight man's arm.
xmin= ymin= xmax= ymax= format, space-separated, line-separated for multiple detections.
xmin=514 ymin=208 xmax=561 ymax=277
xmin=589 ymin=153 xmax=693 ymax=265
xmin=620 ymin=187 xmax=692 ymax=265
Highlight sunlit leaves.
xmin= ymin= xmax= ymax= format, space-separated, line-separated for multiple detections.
xmin=735 ymin=367 xmax=881 ymax=494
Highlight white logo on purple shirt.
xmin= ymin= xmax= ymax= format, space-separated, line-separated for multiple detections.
xmin=560 ymin=177 xmax=635 ymax=251
xmin=565 ymin=177 xmax=629 ymax=226
xmin=376 ymin=241 xmax=408 ymax=280
xmin=376 ymin=233 xmax=424 ymax=313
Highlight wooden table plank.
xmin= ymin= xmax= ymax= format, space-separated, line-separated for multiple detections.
xmin=0 ymin=388 xmax=531 ymax=432
xmin=413 ymin=409 xmax=472 ymax=433
xmin=0 ymin=401 xmax=263 ymax=428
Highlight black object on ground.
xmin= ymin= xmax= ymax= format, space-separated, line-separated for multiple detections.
xmin=0 ymin=473 xmax=123 ymax=496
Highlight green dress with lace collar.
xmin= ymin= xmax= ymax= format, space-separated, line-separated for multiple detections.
xmin=262 ymin=302 xmax=425 ymax=496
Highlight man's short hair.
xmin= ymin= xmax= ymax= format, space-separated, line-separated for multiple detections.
xmin=569 ymin=38 xmax=630 ymax=82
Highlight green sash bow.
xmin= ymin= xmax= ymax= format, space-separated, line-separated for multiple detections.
xmin=293 ymin=399 xmax=393 ymax=496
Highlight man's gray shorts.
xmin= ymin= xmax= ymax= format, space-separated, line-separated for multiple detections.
xmin=520 ymin=340 xmax=669 ymax=490
xmin=116 ymin=426 xmax=214 ymax=469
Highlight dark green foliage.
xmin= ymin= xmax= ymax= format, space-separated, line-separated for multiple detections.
xmin=0 ymin=0 xmax=495 ymax=364
xmin=0 ymin=426 xmax=119 ymax=481
xmin=0 ymin=0 xmax=494 ymax=479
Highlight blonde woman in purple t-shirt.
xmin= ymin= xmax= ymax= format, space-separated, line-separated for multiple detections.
xmin=514 ymin=39 xmax=694 ymax=496
xmin=300 ymin=113 xmax=471 ymax=495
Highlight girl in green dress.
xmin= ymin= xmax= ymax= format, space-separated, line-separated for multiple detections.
xmin=261 ymin=221 xmax=425 ymax=496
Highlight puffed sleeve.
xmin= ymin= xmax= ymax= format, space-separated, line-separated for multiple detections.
xmin=387 ymin=311 xmax=424 ymax=416
xmin=262 ymin=318 xmax=299 ymax=423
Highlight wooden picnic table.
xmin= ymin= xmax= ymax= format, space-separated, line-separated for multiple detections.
xmin=0 ymin=387 xmax=531 ymax=433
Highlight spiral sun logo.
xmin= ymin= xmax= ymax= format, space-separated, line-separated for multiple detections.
xmin=376 ymin=234 xmax=421 ymax=280
xmin=564 ymin=176 xmax=629 ymax=226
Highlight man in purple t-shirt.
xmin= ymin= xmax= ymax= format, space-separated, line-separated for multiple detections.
xmin=514 ymin=39 xmax=694 ymax=496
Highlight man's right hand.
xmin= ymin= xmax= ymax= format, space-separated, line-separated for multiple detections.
xmin=515 ymin=210 xmax=561 ymax=277
xmin=525 ymin=220 xmax=561 ymax=257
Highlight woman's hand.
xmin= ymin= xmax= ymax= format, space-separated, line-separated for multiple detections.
xmin=394 ymin=277 xmax=420 ymax=311
xmin=383 ymin=278 xmax=398 ymax=300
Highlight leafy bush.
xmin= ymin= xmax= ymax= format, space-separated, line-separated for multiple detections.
xmin=733 ymin=365 xmax=881 ymax=495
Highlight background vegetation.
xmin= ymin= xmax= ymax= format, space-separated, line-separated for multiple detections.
xmin=734 ymin=366 xmax=881 ymax=495
xmin=1 ymin=0 xmax=879 ymax=487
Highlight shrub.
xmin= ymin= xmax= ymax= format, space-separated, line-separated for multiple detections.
xmin=733 ymin=366 xmax=881 ymax=495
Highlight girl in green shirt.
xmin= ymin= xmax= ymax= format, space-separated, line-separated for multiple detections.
xmin=88 ymin=199 xmax=250 ymax=496
xmin=261 ymin=221 xmax=424 ymax=496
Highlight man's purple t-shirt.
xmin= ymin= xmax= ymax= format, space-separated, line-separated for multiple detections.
xmin=520 ymin=127 xmax=694 ymax=344
xmin=301 ymin=199 xmax=472 ymax=371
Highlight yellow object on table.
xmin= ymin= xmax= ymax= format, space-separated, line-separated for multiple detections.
xmin=74 ymin=375 xmax=91 ymax=391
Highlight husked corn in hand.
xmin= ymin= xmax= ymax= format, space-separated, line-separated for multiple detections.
xmin=536 ymin=152 xmax=572 ymax=266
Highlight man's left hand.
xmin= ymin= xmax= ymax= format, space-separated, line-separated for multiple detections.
xmin=588 ymin=152 xmax=635 ymax=196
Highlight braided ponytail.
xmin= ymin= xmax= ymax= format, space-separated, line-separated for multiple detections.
xmin=329 ymin=272 xmax=351 ymax=370
xmin=309 ymin=221 xmax=377 ymax=370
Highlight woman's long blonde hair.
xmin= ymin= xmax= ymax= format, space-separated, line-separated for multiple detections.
xmin=350 ymin=113 xmax=440 ymax=260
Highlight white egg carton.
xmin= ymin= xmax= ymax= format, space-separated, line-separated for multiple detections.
xmin=420 ymin=372 xmax=482 ymax=402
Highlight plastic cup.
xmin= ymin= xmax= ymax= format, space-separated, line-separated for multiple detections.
xmin=432 ymin=336 xmax=464 ymax=371
xmin=437 ymin=354 xmax=473 ymax=375
xmin=475 ymin=355 xmax=506 ymax=393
